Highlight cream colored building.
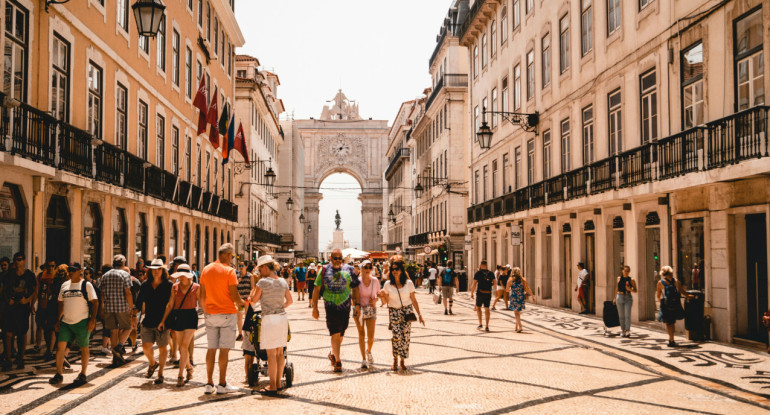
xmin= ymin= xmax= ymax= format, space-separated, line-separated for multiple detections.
xmin=0 ymin=0 xmax=242 ymax=270
xmin=233 ymin=56 xmax=283 ymax=261
xmin=384 ymin=100 xmax=417 ymax=257
xmin=278 ymin=118 xmax=306 ymax=259
xmin=460 ymin=0 xmax=770 ymax=344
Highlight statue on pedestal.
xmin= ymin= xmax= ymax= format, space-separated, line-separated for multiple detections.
xmin=334 ymin=210 xmax=342 ymax=230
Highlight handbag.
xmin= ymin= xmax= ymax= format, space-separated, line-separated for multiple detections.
xmin=433 ymin=293 xmax=441 ymax=304
xmin=362 ymin=304 xmax=377 ymax=320
xmin=166 ymin=285 xmax=192 ymax=329
xmin=396 ymin=284 xmax=418 ymax=322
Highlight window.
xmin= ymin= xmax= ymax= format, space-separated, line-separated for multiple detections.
xmin=172 ymin=126 xmax=179 ymax=175
xmin=542 ymin=129 xmax=551 ymax=179
xmin=87 ymin=62 xmax=102 ymax=138
xmin=492 ymin=159 xmax=498 ymax=198
xmin=474 ymin=105 xmax=479 ymax=139
xmin=172 ymin=29 xmax=180 ymax=86
xmin=582 ymin=105 xmax=594 ymax=164
xmin=116 ymin=83 xmax=127 ymax=150
xmin=4 ymin=1 xmax=28 ymax=102
xmin=639 ymin=0 xmax=653 ymax=11
xmin=501 ymin=8 xmax=508 ymax=43
xmin=185 ymin=135 xmax=192 ymax=181
xmin=481 ymin=34 xmax=488 ymax=68
xmin=526 ymin=50 xmax=535 ymax=100
xmin=117 ymin=0 xmax=129 ymax=32
xmin=197 ymin=0 xmax=203 ymax=27
xmin=502 ymin=153 xmax=510 ymax=193
xmin=214 ymin=18 xmax=219 ymax=55
xmin=608 ymin=89 xmax=622 ymax=154
xmin=156 ymin=115 xmax=165 ymax=169
xmin=473 ymin=46 xmax=479 ymax=78
xmin=515 ymin=146 xmax=522 ymax=189
xmin=185 ymin=46 xmax=192 ymax=98
xmin=735 ymin=9 xmax=764 ymax=111
xmin=213 ymin=158 xmax=218 ymax=194
xmin=204 ymin=150 xmax=211 ymax=190
xmin=542 ymin=33 xmax=551 ymax=87
xmin=483 ymin=165 xmax=489 ymax=201
xmin=50 ymin=35 xmax=69 ymax=120
xmin=607 ymin=0 xmax=621 ymax=36
xmin=206 ymin=2 xmax=211 ymax=40
xmin=560 ymin=119 xmax=570 ymax=172
xmin=196 ymin=143 xmax=202 ymax=186
xmin=139 ymin=34 xmax=149 ymax=54
xmin=640 ymin=69 xmax=658 ymax=144
xmin=581 ymin=0 xmax=593 ymax=55
xmin=157 ymin=18 xmax=166 ymax=71
xmin=527 ymin=139 xmax=535 ymax=184
xmin=526 ymin=0 xmax=533 ymax=15
xmin=513 ymin=0 xmax=520 ymax=29
xmin=682 ymin=42 xmax=704 ymax=129
xmin=514 ymin=64 xmax=521 ymax=109
xmin=490 ymin=20 xmax=497 ymax=58
xmin=188 ymin=0 xmax=193 ymax=10
xmin=482 ymin=97 xmax=488 ymax=123
xmin=491 ymin=88 xmax=498 ymax=128
xmin=560 ymin=15 xmax=570 ymax=73
xmin=502 ymin=77 xmax=509 ymax=111
xmin=138 ymin=100 xmax=148 ymax=160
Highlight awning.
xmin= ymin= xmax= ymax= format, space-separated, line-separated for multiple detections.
xmin=416 ymin=252 xmax=426 ymax=257
xmin=430 ymin=249 xmax=438 ymax=255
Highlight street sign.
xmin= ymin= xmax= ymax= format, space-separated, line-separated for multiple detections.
xmin=423 ymin=246 xmax=432 ymax=254
xmin=510 ymin=225 xmax=522 ymax=246
xmin=395 ymin=246 xmax=402 ymax=253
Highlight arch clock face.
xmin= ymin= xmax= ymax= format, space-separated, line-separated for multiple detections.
xmin=332 ymin=140 xmax=352 ymax=157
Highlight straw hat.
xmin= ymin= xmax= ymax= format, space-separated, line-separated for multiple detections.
xmin=146 ymin=258 xmax=164 ymax=269
xmin=171 ymin=263 xmax=194 ymax=279
xmin=257 ymin=255 xmax=278 ymax=268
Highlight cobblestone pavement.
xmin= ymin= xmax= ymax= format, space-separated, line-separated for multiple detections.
xmin=2 ymin=290 xmax=770 ymax=414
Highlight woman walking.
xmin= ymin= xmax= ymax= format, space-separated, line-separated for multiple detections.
xmin=135 ymin=259 xmax=173 ymax=384
xmin=381 ymin=257 xmax=424 ymax=371
xmin=505 ymin=267 xmax=535 ymax=333
xmin=613 ymin=265 xmax=638 ymax=337
xmin=159 ymin=264 xmax=200 ymax=387
xmin=656 ymin=266 xmax=686 ymax=347
xmin=248 ymin=256 xmax=292 ymax=394
xmin=306 ymin=264 xmax=317 ymax=309
xmin=354 ymin=260 xmax=380 ymax=368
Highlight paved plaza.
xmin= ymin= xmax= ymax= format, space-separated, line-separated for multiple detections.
xmin=2 ymin=290 xmax=770 ymax=415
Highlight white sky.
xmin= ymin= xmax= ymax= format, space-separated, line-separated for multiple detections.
xmin=236 ymin=0 xmax=452 ymax=249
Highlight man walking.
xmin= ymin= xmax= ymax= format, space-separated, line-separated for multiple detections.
xmin=49 ymin=263 xmax=98 ymax=385
xmin=1 ymin=252 xmax=37 ymax=370
xmin=294 ymin=263 xmax=307 ymax=301
xmin=97 ymin=255 xmax=134 ymax=366
xmin=199 ymin=243 xmax=244 ymax=394
xmin=35 ymin=259 xmax=59 ymax=361
xmin=437 ymin=261 xmax=458 ymax=315
xmin=312 ymin=249 xmax=360 ymax=372
xmin=470 ymin=260 xmax=496 ymax=332
xmin=575 ymin=262 xmax=590 ymax=314
xmin=427 ymin=263 xmax=437 ymax=294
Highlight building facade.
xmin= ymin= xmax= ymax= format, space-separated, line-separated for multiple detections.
xmin=384 ymin=100 xmax=416 ymax=257
xmin=278 ymin=118 xmax=306 ymax=260
xmin=0 ymin=0 xmax=243 ymax=270
xmin=459 ymin=0 xmax=770 ymax=344
xmin=233 ymin=55 xmax=283 ymax=261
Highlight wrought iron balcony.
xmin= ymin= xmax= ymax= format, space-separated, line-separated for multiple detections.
xmin=408 ymin=232 xmax=430 ymax=246
xmin=384 ymin=147 xmax=410 ymax=180
xmin=425 ymin=74 xmax=468 ymax=111
xmin=252 ymin=226 xmax=281 ymax=246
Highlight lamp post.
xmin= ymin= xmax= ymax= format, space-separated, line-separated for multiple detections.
xmin=286 ymin=197 xmax=294 ymax=210
xmin=414 ymin=182 xmax=424 ymax=198
xmin=476 ymin=106 xmax=539 ymax=150
xmin=132 ymin=0 xmax=166 ymax=38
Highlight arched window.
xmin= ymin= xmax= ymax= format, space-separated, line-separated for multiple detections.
xmin=0 ymin=184 xmax=24 ymax=259
xmin=83 ymin=202 xmax=102 ymax=268
xmin=113 ymin=208 xmax=127 ymax=256
xmin=169 ymin=220 xmax=178 ymax=258
xmin=154 ymin=216 xmax=164 ymax=257
xmin=136 ymin=213 xmax=147 ymax=260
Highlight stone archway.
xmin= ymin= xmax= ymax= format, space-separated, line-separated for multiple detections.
xmin=295 ymin=91 xmax=389 ymax=256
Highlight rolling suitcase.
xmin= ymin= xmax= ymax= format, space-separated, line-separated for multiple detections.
xmin=602 ymin=301 xmax=620 ymax=336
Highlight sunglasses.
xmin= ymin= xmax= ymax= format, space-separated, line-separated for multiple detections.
xmin=363 ymin=265 xmax=372 ymax=269
xmin=13 ymin=258 xmax=24 ymax=262
xmin=331 ymin=256 xmax=343 ymax=260
xmin=390 ymin=267 xmax=401 ymax=272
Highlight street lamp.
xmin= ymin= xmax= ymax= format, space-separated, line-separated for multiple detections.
xmin=388 ymin=209 xmax=395 ymax=223
xmin=299 ymin=213 xmax=305 ymax=222
xmin=132 ymin=0 xmax=166 ymax=38
xmin=414 ymin=182 xmax=424 ymax=198
xmin=307 ymin=224 xmax=312 ymax=232
xmin=477 ymin=106 xmax=539 ymax=150
xmin=286 ymin=197 xmax=294 ymax=210
xmin=476 ymin=120 xmax=493 ymax=150
xmin=264 ymin=166 xmax=276 ymax=187
xmin=377 ymin=219 xmax=382 ymax=228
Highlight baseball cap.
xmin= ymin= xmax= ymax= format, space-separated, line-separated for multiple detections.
xmin=67 ymin=262 xmax=82 ymax=272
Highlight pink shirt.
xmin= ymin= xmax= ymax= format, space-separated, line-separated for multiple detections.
xmin=357 ymin=277 xmax=380 ymax=306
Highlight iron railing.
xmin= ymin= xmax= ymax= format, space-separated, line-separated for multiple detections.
xmin=252 ymin=227 xmax=281 ymax=245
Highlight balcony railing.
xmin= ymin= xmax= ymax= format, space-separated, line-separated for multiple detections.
xmin=384 ymin=147 xmax=410 ymax=180
xmin=408 ymin=232 xmax=430 ymax=246
xmin=467 ymin=106 xmax=770 ymax=224
xmin=252 ymin=226 xmax=281 ymax=246
xmin=0 ymin=100 xmax=239 ymax=222
xmin=426 ymin=74 xmax=468 ymax=110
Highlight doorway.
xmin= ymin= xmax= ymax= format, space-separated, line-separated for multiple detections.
xmin=562 ymin=232 xmax=572 ymax=308
xmin=643 ymin=226 xmax=661 ymax=320
xmin=584 ymin=231 xmax=596 ymax=313
xmin=543 ymin=231 xmax=552 ymax=299
xmin=746 ymin=213 xmax=768 ymax=342
xmin=528 ymin=229 xmax=537 ymax=296
xmin=46 ymin=195 xmax=70 ymax=265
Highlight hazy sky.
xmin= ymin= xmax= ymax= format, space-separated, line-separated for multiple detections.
xmin=237 ymin=0 xmax=452 ymax=250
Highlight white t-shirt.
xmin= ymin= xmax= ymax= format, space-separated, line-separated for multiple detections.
xmin=58 ymin=280 xmax=98 ymax=324
xmin=577 ymin=269 xmax=589 ymax=287
xmin=383 ymin=279 xmax=415 ymax=308
xmin=428 ymin=268 xmax=437 ymax=280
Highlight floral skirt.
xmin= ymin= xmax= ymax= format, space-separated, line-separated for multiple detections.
xmin=389 ymin=305 xmax=413 ymax=359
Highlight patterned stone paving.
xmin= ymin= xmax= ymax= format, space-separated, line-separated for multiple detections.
xmin=1 ymin=290 xmax=769 ymax=414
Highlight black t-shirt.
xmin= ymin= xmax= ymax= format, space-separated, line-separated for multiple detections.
xmin=135 ymin=279 xmax=173 ymax=328
xmin=3 ymin=269 xmax=37 ymax=305
xmin=498 ymin=271 xmax=510 ymax=288
xmin=474 ymin=270 xmax=496 ymax=293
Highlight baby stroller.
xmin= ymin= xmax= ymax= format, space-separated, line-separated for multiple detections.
xmin=243 ymin=308 xmax=294 ymax=388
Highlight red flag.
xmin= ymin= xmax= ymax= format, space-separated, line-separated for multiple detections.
xmin=193 ymin=76 xmax=208 ymax=135
xmin=207 ymin=87 xmax=219 ymax=149
xmin=233 ymin=122 xmax=249 ymax=163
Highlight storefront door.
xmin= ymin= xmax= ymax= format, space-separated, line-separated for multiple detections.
xmin=644 ymin=227 xmax=661 ymax=320
xmin=562 ymin=233 xmax=572 ymax=308
xmin=46 ymin=195 xmax=70 ymax=265
xmin=584 ymin=232 xmax=596 ymax=313
xmin=746 ymin=213 xmax=768 ymax=342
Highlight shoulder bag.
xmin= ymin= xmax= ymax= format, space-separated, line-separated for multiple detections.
xmin=396 ymin=284 xmax=417 ymax=322
xmin=166 ymin=285 xmax=192 ymax=330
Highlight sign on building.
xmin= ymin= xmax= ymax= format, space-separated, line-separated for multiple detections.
xmin=510 ymin=225 xmax=522 ymax=246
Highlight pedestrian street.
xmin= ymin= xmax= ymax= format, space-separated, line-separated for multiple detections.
xmin=2 ymin=290 xmax=769 ymax=415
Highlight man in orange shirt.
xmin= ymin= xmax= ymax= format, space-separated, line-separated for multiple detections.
xmin=199 ymin=243 xmax=244 ymax=394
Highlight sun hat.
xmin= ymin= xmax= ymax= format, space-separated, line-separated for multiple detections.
xmin=146 ymin=258 xmax=164 ymax=269
xmin=361 ymin=260 xmax=372 ymax=267
xmin=258 ymin=255 xmax=278 ymax=268
xmin=171 ymin=263 xmax=194 ymax=279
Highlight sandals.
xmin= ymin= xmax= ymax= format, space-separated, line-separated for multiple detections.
xmin=259 ymin=387 xmax=278 ymax=395
xmin=399 ymin=361 xmax=407 ymax=371
xmin=186 ymin=367 xmax=194 ymax=383
xmin=153 ymin=375 xmax=164 ymax=385
xmin=146 ymin=362 xmax=159 ymax=379
xmin=333 ymin=361 xmax=342 ymax=372
xmin=328 ymin=352 xmax=336 ymax=367
xmin=176 ymin=377 xmax=185 ymax=387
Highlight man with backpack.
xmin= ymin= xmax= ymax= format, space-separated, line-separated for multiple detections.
xmin=49 ymin=263 xmax=98 ymax=385
xmin=437 ymin=261 xmax=458 ymax=315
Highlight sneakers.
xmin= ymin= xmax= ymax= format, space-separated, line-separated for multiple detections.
xmin=112 ymin=347 xmax=126 ymax=364
xmin=62 ymin=357 xmax=71 ymax=369
xmin=43 ymin=352 xmax=55 ymax=362
xmin=366 ymin=352 xmax=373 ymax=364
xmin=361 ymin=359 xmax=368 ymax=369
xmin=100 ymin=347 xmax=112 ymax=355
xmin=444 ymin=309 xmax=448 ymax=315
xmin=485 ymin=327 xmax=490 ymax=332
xmin=204 ymin=383 xmax=216 ymax=394
xmin=477 ymin=325 xmax=483 ymax=330
xmin=216 ymin=383 xmax=239 ymax=394
xmin=72 ymin=373 xmax=87 ymax=385
xmin=668 ymin=341 xmax=677 ymax=347
xmin=49 ymin=373 xmax=63 ymax=384
xmin=449 ymin=309 xmax=454 ymax=315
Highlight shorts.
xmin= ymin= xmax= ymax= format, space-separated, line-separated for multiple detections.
xmin=169 ymin=309 xmax=198 ymax=331
xmin=578 ymin=286 xmax=588 ymax=301
xmin=441 ymin=286 xmax=454 ymax=300
xmin=104 ymin=311 xmax=131 ymax=330
xmin=242 ymin=330 xmax=255 ymax=356
xmin=205 ymin=313 xmax=237 ymax=349
xmin=141 ymin=326 xmax=170 ymax=347
xmin=261 ymin=314 xmax=288 ymax=350
xmin=324 ymin=304 xmax=350 ymax=336
xmin=36 ymin=306 xmax=59 ymax=330
xmin=3 ymin=305 xmax=30 ymax=334
xmin=296 ymin=281 xmax=306 ymax=291
xmin=475 ymin=292 xmax=492 ymax=308
xmin=58 ymin=318 xmax=91 ymax=348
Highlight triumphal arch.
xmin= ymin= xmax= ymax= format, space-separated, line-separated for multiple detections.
xmin=296 ymin=90 xmax=389 ymax=256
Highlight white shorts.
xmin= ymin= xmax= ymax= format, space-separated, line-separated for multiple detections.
xmin=204 ymin=313 xmax=237 ymax=349
xmin=260 ymin=313 xmax=288 ymax=350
